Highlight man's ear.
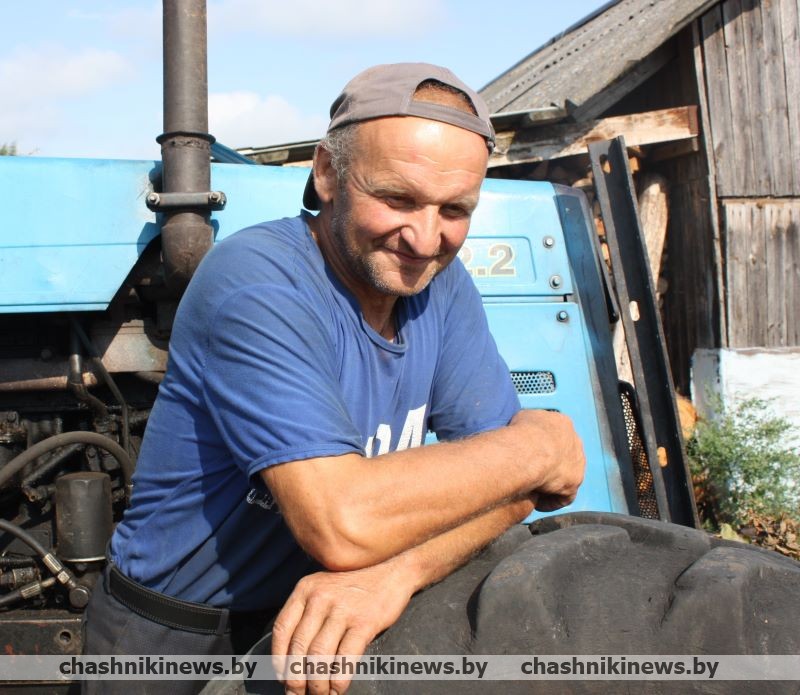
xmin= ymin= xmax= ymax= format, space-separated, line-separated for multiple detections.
xmin=312 ymin=145 xmax=338 ymax=206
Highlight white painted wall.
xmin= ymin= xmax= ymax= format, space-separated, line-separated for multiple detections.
xmin=691 ymin=348 xmax=800 ymax=445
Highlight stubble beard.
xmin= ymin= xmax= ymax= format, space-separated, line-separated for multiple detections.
xmin=329 ymin=188 xmax=442 ymax=298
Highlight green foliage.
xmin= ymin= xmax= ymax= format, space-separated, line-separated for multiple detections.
xmin=0 ymin=143 xmax=17 ymax=156
xmin=687 ymin=396 xmax=800 ymax=527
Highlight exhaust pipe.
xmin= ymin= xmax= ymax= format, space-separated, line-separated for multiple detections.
xmin=151 ymin=0 xmax=224 ymax=292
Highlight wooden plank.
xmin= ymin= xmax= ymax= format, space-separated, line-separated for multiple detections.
xmin=779 ymin=0 xmax=800 ymax=194
xmin=721 ymin=0 xmax=758 ymax=196
xmin=747 ymin=203 xmax=768 ymax=345
xmin=742 ymin=0 xmax=777 ymax=195
xmin=785 ymin=203 xmax=800 ymax=345
xmin=490 ymin=106 xmax=699 ymax=168
xmin=671 ymin=181 xmax=696 ymax=375
xmin=658 ymin=165 xmax=701 ymax=389
xmin=765 ymin=203 xmax=788 ymax=346
xmin=762 ymin=200 xmax=800 ymax=347
xmin=693 ymin=17 xmax=728 ymax=345
xmin=700 ymin=5 xmax=738 ymax=198
xmin=723 ymin=202 xmax=750 ymax=346
xmin=758 ymin=0 xmax=794 ymax=196
xmin=648 ymin=138 xmax=700 ymax=162
xmin=686 ymin=186 xmax=702 ymax=355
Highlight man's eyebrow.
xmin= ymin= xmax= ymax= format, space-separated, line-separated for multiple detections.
xmin=370 ymin=184 xmax=412 ymax=197
xmin=452 ymin=196 xmax=480 ymax=212
xmin=441 ymin=195 xmax=480 ymax=215
xmin=370 ymin=184 xmax=479 ymax=211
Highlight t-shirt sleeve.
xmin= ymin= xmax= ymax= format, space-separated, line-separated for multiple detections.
xmin=428 ymin=261 xmax=521 ymax=441
xmin=201 ymin=281 xmax=364 ymax=478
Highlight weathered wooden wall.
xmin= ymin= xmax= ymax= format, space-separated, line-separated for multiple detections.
xmin=723 ymin=200 xmax=800 ymax=346
xmin=701 ymin=0 xmax=800 ymax=197
xmin=628 ymin=27 xmax=724 ymax=393
xmin=659 ymin=153 xmax=722 ymax=391
xmin=698 ymin=0 xmax=800 ymax=348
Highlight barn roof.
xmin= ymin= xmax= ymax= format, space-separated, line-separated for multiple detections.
xmin=481 ymin=0 xmax=718 ymax=127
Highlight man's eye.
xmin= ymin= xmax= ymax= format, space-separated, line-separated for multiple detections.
xmin=383 ymin=196 xmax=414 ymax=209
xmin=441 ymin=205 xmax=469 ymax=219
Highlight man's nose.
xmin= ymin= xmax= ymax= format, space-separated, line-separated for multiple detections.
xmin=400 ymin=207 xmax=441 ymax=257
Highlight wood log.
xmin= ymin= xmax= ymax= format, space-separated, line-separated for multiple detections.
xmin=613 ymin=173 xmax=670 ymax=384
xmin=676 ymin=393 xmax=697 ymax=441
xmin=637 ymin=173 xmax=670 ymax=280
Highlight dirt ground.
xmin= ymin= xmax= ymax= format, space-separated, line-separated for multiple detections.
xmin=738 ymin=513 xmax=800 ymax=561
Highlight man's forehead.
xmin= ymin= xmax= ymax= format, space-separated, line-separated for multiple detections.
xmin=350 ymin=116 xmax=489 ymax=160
xmin=347 ymin=118 xmax=487 ymax=204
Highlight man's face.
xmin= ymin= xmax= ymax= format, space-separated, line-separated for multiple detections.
xmin=319 ymin=116 xmax=488 ymax=300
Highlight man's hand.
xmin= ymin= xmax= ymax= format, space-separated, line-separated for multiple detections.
xmin=272 ymin=559 xmax=415 ymax=695
xmin=507 ymin=409 xmax=586 ymax=511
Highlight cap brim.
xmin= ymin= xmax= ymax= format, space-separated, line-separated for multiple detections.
xmin=302 ymin=170 xmax=320 ymax=210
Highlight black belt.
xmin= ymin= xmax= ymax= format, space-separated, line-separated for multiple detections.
xmin=108 ymin=564 xmax=229 ymax=635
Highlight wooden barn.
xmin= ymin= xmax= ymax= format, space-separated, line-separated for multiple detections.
xmin=243 ymin=0 xmax=800 ymax=404
xmin=479 ymin=0 xmax=800 ymax=397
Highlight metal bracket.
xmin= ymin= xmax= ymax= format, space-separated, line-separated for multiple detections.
xmin=145 ymin=191 xmax=226 ymax=212
xmin=589 ymin=136 xmax=699 ymax=528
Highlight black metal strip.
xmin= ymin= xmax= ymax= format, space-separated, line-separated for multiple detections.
xmin=588 ymin=137 xmax=699 ymax=528
xmin=553 ymin=184 xmax=639 ymax=516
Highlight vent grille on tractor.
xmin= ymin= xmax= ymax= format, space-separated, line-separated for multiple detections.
xmin=510 ymin=371 xmax=556 ymax=395
xmin=619 ymin=381 xmax=660 ymax=519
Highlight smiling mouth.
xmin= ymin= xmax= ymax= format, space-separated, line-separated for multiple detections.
xmin=387 ymin=249 xmax=438 ymax=266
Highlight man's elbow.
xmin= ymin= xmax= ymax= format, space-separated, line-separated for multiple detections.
xmin=293 ymin=507 xmax=385 ymax=572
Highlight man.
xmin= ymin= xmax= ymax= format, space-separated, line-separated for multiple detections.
xmin=83 ymin=63 xmax=585 ymax=695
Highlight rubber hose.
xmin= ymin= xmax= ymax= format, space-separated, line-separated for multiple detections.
xmin=20 ymin=443 xmax=83 ymax=488
xmin=0 ymin=519 xmax=80 ymax=599
xmin=0 ymin=556 xmax=36 ymax=568
xmin=0 ymin=432 xmax=133 ymax=498
xmin=0 ymin=518 xmax=51 ymax=558
xmin=0 ymin=578 xmax=57 ymax=609
xmin=69 ymin=318 xmax=131 ymax=457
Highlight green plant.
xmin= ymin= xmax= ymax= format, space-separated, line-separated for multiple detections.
xmin=687 ymin=396 xmax=800 ymax=528
xmin=0 ymin=143 xmax=17 ymax=156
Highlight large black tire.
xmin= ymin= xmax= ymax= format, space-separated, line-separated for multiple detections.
xmin=205 ymin=513 xmax=800 ymax=694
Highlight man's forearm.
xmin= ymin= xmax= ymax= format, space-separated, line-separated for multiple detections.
xmin=381 ymin=495 xmax=536 ymax=594
xmin=264 ymin=410 xmax=584 ymax=571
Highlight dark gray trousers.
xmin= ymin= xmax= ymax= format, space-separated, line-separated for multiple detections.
xmin=81 ymin=567 xmax=274 ymax=695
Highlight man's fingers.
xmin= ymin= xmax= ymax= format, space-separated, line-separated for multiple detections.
xmin=306 ymin=616 xmax=348 ymax=695
xmin=282 ymin=596 xmax=332 ymax=693
xmin=330 ymin=628 xmax=374 ymax=695
xmin=271 ymin=591 xmax=309 ymax=663
xmin=534 ymin=493 xmax=575 ymax=512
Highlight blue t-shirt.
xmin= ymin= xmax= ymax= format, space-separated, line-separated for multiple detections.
xmin=111 ymin=213 xmax=519 ymax=611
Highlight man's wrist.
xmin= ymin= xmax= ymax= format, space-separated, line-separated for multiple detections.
xmin=383 ymin=545 xmax=430 ymax=595
xmin=387 ymin=497 xmax=536 ymax=596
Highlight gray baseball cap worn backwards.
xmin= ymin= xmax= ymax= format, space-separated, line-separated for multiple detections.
xmin=303 ymin=62 xmax=496 ymax=210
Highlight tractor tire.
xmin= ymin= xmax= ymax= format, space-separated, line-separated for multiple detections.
xmin=203 ymin=512 xmax=800 ymax=694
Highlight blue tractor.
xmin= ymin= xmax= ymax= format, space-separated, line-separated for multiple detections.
xmin=0 ymin=2 xmax=797 ymax=692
